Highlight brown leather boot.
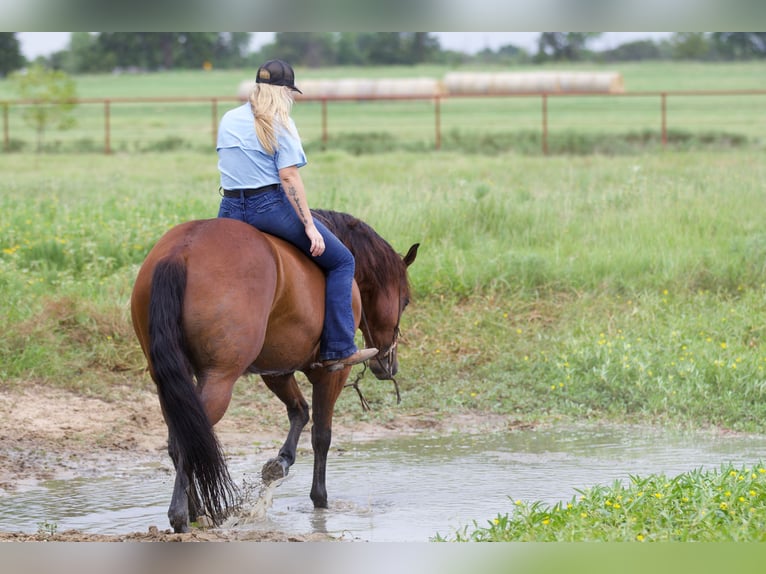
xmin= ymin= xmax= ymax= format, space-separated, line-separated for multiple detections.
xmin=321 ymin=348 xmax=379 ymax=372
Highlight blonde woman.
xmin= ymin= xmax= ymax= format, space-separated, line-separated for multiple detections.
xmin=216 ymin=59 xmax=377 ymax=370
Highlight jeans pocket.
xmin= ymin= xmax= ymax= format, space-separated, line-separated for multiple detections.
xmin=250 ymin=192 xmax=285 ymax=214
xmin=218 ymin=198 xmax=242 ymax=220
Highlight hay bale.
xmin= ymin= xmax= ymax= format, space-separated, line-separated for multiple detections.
xmin=237 ymin=80 xmax=255 ymax=101
xmin=444 ymin=72 xmax=624 ymax=95
xmin=293 ymin=78 xmax=441 ymax=99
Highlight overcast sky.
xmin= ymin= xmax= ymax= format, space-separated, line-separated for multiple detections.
xmin=16 ymin=32 xmax=674 ymax=60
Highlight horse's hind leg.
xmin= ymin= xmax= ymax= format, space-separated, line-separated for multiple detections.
xmin=261 ymin=373 xmax=310 ymax=483
xmin=167 ymin=435 xmax=191 ymax=533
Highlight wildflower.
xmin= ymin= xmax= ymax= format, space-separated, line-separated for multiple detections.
xmin=720 ymin=502 xmax=728 ymax=510
xmin=654 ymin=493 xmax=663 ymax=499
xmin=721 ymin=342 xmax=728 ymax=349
xmin=542 ymin=518 xmax=550 ymax=525
xmin=636 ymin=534 xmax=645 ymax=542
xmin=493 ymin=518 xmax=500 ymax=525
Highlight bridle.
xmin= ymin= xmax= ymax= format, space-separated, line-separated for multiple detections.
xmin=345 ymin=294 xmax=403 ymax=410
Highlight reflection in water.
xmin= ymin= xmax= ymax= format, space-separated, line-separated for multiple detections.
xmin=1 ymin=425 xmax=766 ymax=541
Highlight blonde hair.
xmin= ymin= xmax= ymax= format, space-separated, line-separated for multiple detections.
xmin=249 ymin=83 xmax=295 ymax=155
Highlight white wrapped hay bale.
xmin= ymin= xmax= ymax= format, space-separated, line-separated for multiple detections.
xmin=237 ymin=79 xmax=255 ymax=101
xmin=292 ymin=78 xmax=441 ymax=99
xmin=444 ymin=72 xmax=624 ymax=95
xmin=557 ymin=73 xmax=624 ymax=93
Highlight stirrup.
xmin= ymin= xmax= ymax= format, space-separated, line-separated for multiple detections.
xmin=314 ymin=348 xmax=379 ymax=371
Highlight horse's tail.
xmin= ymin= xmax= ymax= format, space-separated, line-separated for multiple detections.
xmin=148 ymin=255 xmax=237 ymax=524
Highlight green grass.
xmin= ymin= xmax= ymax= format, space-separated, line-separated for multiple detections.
xmin=439 ymin=463 xmax=766 ymax=541
xmin=2 ymin=149 xmax=766 ymax=436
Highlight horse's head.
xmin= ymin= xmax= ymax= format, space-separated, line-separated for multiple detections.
xmin=310 ymin=209 xmax=419 ymax=382
xmin=361 ymin=243 xmax=418 ymax=380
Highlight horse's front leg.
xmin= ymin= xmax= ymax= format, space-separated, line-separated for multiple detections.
xmin=306 ymin=369 xmax=347 ymax=508
xmin=167 ymin=435 xmax=190 ymax=533
xmin=261 ymin=373 xmax=310 ymax=483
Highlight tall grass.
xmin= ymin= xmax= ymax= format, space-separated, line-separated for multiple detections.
xmin=440 ymin=463 xmax=766 ymax=541
xmin=1 ymin=150 xmax=766 ymax=433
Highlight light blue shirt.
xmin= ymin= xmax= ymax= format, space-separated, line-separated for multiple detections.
xmin=217 ymin=103 xmax=307 ymax=190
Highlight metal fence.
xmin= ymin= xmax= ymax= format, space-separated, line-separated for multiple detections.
xmin=2 ymin=89 xmax=765 ymax=155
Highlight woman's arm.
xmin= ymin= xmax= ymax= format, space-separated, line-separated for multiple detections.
xmin=279 ymin=165 xmax=325 ymax=257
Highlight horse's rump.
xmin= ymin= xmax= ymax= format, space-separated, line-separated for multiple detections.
xmin=132 ymin=218 xmax=333 ymax=378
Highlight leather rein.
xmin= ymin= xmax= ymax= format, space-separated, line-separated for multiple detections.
xmin=345 ymin=302 xmax=403 ymax=411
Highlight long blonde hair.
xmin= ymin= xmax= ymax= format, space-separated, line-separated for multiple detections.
xmin=249 ymin=83 xmax=295 ymax=155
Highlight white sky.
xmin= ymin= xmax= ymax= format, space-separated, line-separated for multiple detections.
xmin=16 ymin=32 xmax=674 ymax=60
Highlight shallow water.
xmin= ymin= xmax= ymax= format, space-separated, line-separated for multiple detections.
xmin=3 ymin=424 xmax=766 ymax=541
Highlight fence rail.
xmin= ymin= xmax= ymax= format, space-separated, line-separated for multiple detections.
xmin=2 ymin=89 xmax=765 ymax=155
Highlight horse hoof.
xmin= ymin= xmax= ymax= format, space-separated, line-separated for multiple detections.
xmin=262 ymin=458 xmax=288 ymax=484
xmin=171 ymin=521 xmax=189 ymax=534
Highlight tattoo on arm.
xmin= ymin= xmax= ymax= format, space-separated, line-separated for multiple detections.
xmin=286 ymin=184 xmax=308 ymax=224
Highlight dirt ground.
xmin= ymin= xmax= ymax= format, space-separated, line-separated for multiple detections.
xmin=0 ymin=384 xmax=509 ymax=542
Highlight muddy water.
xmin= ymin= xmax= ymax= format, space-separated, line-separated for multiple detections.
xmin=2 ymin=425 xmax=766 ymax=541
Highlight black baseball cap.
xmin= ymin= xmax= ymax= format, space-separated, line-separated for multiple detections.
xmin=256 ymin=59 xmax=303 ymax=94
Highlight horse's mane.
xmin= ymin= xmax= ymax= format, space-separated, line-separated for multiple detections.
xmin=311 ymin=209 xmax=409 ymax=298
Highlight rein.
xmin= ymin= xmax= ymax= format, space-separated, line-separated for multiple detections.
xmin=345 ymin=306 xmax=402 ymax=411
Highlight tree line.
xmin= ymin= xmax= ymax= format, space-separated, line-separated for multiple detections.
xmin=2 ymin=32 xmax=765 ymax=77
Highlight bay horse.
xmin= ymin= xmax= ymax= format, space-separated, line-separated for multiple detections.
xmin=130 ymin=209 xmax=418 ymax=533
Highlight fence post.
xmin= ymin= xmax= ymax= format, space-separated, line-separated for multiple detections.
xmin=2 ymin=103 xmax=8 ymax=152
xmin=104 ymin=100 xmax=111 ymax=154
xmin=434 ymin=95 xmax=441 ymax=151
xmin=541 ymin=93 xmax=548 ymax=156
xmin=661 ymin=92 xmax=667 ymax=148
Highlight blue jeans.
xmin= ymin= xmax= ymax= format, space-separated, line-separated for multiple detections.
xmin=218 ymin=188 xmax=358 ymax=361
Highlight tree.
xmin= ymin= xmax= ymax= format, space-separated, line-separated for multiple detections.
xmin=670 ymin=33 xmax=712 ymax=60
xmin=601 ymin=40 xmax=663 ymax=62
xmin=336 ymin=33 xmax=366 ymax=65
xmin=60 ymin=32 xmax=103 ymax=73
xmin=0 ymin=33 xmax=24 ymax=77
xmin=269 ymin=33 xmax=337 ymax=67
xmin=408 ymin=33 xmax=441 ymax=64
xmin=536 ymin=32 xmax=601 ymax=61
xmin=10 ymin=64 xmax=77 ymax=152
xmin=711 ymin=32 xmax=766 ymax=59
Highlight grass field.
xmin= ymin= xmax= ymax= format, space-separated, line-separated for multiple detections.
xmin=1 ymin=62 xmax=764 ymax=153
xmin=1 ymin=148 xmax=766 ymax=435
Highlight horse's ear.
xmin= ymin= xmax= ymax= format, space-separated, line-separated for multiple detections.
xmin=403 ymin=243 xmax=419 ymax=267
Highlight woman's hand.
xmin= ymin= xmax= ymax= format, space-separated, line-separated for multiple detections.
xmin=305 ymin=223 xmax=326 ymax=257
